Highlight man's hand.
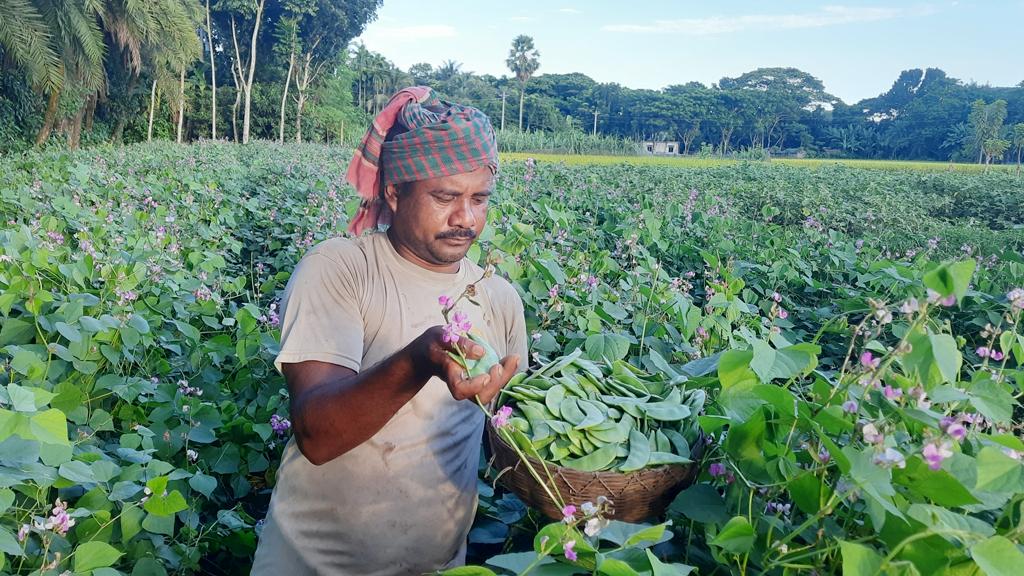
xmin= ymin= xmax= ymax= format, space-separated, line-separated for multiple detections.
xmin=415 ymin=325 xmax=520 ymax=404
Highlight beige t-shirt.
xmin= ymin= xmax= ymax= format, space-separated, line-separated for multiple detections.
xmin=251 ymin=232 xmax=527 ymax=576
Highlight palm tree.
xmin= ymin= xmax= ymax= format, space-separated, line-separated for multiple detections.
xmin=435 ymin=59 xmax=461 ymax=82
xmin=506 ymin=35 xmax=539 ymax=131
xmin=0 ymin=0 xmax=62 ymax=92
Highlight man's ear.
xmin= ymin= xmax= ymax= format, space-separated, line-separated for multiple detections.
xmin=382 ymin=182 xmax=401 ymax=214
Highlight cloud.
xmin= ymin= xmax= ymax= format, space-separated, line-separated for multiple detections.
xmin=558 ymin=8 xmax=582 ymax=14
xmin=359 ymin=24 xmax=457 ymax=44
xmin=509 ymin=16 xmax=535 ymax=22
xmin=602 ymin=5 xmax=915 ymax=35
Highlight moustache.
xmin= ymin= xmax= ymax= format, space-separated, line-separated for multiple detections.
xmin=436 ymin=229 xmax=477 ymax=240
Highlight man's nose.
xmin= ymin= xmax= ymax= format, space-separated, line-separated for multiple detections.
xmin=449 ymin=198 xmax=477 ymax=228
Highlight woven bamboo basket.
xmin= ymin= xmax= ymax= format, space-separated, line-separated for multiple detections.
xmin=486 ymin=421 xmax=704 ymax=523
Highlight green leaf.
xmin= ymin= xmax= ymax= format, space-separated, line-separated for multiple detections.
xmin=624 ymin=523 xmax=668 ymax=547
xmin=597 ymin=557 xmax=640 ymax=576
xmin=718 ymin=350 xmax=756 ymax=388
xmin=725 ymin=409 xmax=771 ymax=483
xmin=585 ymin=333 xmax=631 ymax=362
xmin=55 ymin=321 xmax=82 ymax=343
xmin=923 ymin=259 xmax=976 ymax=301
xmin=840 ymin=541 xmax=884 ymax=576
xmin=970 ymin=380 xmax=1016 ymax=425
xmin=646 ymin=550 xmax=695 ymax=576
xmin=29 ymin=409 xmax=69 ymax=445
xmin=669 ymin=484 xmax=729 ymax=524
xmin=141 ymin=511 xmax=175 ymax=536
xmin=189 ymin=472 xmax=216 ymax=497
xmin=975 ymin=447 xmax=1024 ymax=494
xmin=0 ymin=526 xmax=22 ymax=555
xmin=907 ymin=504 xmax=995 ymax=539
xmin=0 ymin=488 xmax=14 ymax=514
xmin=59 ymin=460 xmax=96 ymax=483
xmin=440 ymin=568 xmax=498 ymax=576
xmin=711 ymin=516 xmax=754 ymax=555
xmin=893 ymin=457 xmax=980 ymax=507
xmin=73 ymin=541 xmax=123 ymax=572
xmin=144 ymin=489 xmax=188 ymax=516
xmin=928 ymin=333 xmax=961 ymax=385
xmin=121 ymin=504 xmax=145 ymax=542
xmin=971 ymin=535 xmax=1024 ymax=576
xmin=131 ymin=557 xmax=169 ymax=576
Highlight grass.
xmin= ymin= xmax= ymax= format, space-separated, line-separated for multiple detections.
xmin=500 ymin=152 xmax=1022 ymax=173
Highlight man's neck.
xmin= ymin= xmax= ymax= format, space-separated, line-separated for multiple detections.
xmin=385 ymin=229 xmax=461 ymax=274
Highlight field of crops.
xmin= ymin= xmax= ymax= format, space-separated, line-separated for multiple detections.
xmin=2 ymin=142 xmax=1024 ymax=575
xmin=503 ymin=152 xmax=1021 ymax=173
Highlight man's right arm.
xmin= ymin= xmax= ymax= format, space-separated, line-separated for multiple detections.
xmin=282 ymin=327 xmax=519 ymax=466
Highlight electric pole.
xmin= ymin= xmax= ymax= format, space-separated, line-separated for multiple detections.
xmin=500 ymin=90 xmax=507 ymax=131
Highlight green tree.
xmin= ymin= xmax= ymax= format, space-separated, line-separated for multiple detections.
xmin=1012 ymin=123 xmax=1024 ymax=175
xmin=506 ymin=34 xmax=539 ymax=130
xmin=967 ymin=99 xmax=1008 ymax=163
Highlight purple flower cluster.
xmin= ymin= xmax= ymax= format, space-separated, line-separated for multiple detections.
xmin=976 ymin=347 xmax=1004 ymax=361
xmin=194 ymin=285 xmax=213 ymax=302
xmin=442 ymin=311 xmax=472 ymax=344
xmin=178 ymin=379 xmax=203 ymax=397
xmin=491 ymin=406 xmax=513 ymax=429
xmin=270 ymin=414 xmax=291 ymax=437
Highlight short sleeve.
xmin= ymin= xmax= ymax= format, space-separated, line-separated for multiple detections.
xmin=274 ymin=251 xmax=364 ymax=374
xmin=506 ymin=294 xmax=529 ymax=374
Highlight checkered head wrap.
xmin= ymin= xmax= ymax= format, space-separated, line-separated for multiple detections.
xmin=345 ymin=86 xmax=499 ymax=235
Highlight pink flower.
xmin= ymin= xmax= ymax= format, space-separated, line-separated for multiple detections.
xmin=946 ymin=422 xmax=967 ymax=441
xmin=563 ymin=540 xmax=577 ymax=562
xmin=873 ymin=448 xmax=906 ymax=469
xmin=771 ymin=292 xmax=782 ymax=303
xmin=709 ymin=462 xmax=727 ymax=477
xmin=586 ymin=275 xmax=598 ymax=289
xmin=991 ymin=350 xmax=1005 ymax=361
xmin=43 ymin=499 xmax=74 ymax=536
xmin=778 ymin=308 xmax=789 ymax=320
xmin=842 ymin=400 xmax=859 ymax=414
xmin=491 ymin=406 xmax=513 ymax=429
xmin=940 ymin=294 xmax=957 ymax=307
xmin=17 ymin=524 xmax=29 ymax=542
xmin=561 ymin=504 xmax=577 ymax=523
xmin=883 ymin=385 xmax=903 ymax=400
xmin=923 ymin=441 xmax=953 ymax=470
xmin=548 ymin=285 xmax=560 ymax=299
xmin=438 ymin=295 xmax=453 ymax=309
xmin=860 ymin=351 xmax=880 ymax=370
xmin=862 ymin=423 xmax=884 ymax=444
xmin=442 ymin=311 xmax=472 ymax=343
xmin=977 ymin=347 xmax=990 ymax=359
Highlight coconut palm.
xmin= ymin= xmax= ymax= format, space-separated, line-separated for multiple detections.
xmin=506 ymin=34 xmax=539 ymax=131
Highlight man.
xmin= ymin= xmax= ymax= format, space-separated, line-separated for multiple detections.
xmin=251 ymin=87 xmax=527 ymax=575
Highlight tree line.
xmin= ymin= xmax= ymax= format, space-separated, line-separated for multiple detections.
xmin=2 ymin=14 xmax=1023 ymax=164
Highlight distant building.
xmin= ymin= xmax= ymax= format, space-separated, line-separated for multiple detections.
xmin=642 ymin=141 xmax=680 ymax=155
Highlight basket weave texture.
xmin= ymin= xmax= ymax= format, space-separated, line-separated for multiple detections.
xmin=486 ymin=421 xmax=704 ymax=523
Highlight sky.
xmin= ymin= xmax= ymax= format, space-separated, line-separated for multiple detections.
xmin=355 ymin=0 xmax=1024 ymax=105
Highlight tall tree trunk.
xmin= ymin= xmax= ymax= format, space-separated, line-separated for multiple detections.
xmin=148 ymin=79 xmax=158 ymax=142
xmin=112 ymin=117 xmax=127 ymax=143
xmin=35 ymin=88 xmax=60 ymax=146
xmin=206 ymin=0 xmax=217 ymax=139
xmin=1017 ymin=146 xmax=1021 ymax=177
xmin=279 ymin=46 xmax=295 ymax=143
xmin=84 ymin=94 xmax=97 ymax=133
xmin=176 ymin=67 xmax=186 ymax=143
xmin=240 ymin=0 xmax=266 ymax=144
xmin=68 ymin=107 xmax=85 ymax=150
xmin=518 ymin=84 xmax=525 ymax=131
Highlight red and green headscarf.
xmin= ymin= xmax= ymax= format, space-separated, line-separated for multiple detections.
xmin=345 ymin=86 xmax=499 ymax=235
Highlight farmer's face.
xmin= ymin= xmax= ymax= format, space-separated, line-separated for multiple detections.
xmin=385 ymin=165 xmax=494 ymax=272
